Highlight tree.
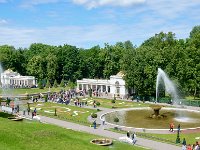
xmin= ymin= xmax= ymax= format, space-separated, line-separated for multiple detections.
xmin=60 ymin=79 xmax=65 ymax=87
xmin=38 ymin=80 xmax=44 ymax=89
xmin=46 ymin=80 xmax=51 ymax=88
xmin=26 ymin=55 xmax=45 ymax=80
xmin=46 ymin=54 xmax=58 ymax=82
xmin=53 ymin=80 xmax=58 ymax=88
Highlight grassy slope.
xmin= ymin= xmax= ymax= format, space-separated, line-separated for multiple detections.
xmin=81 ymin=97 xmax=150 ymax=109
xmin=29 ymin=102 xmax=97 ymax=125
xmin=0 ymin=113 xmax=146 ymax=150
xmin=0 ymin=87 xmax=65 ymax=95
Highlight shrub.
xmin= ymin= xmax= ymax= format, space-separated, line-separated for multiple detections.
xmin=111 ymin=99 xmax=115 ymax=103
xmin=91 ymin=113 xmax=97 ymax=118
xmin=96 ymin=102 xmax=100 ymax=106
xmin=114 ymin=117 xmax=119 ymax=123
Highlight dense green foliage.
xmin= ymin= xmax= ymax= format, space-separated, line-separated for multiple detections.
xmin=1 ymin=26 xmax=200 ymax=98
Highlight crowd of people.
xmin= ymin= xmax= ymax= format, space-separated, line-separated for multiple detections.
xmin=182 ymin=138 xmax=199 ymax=150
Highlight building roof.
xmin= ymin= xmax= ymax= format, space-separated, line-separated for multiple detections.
xmin=116 ymin=71 xmax=124 ymax=77
xmin=4 ymin=69 xmax=14 ymax=74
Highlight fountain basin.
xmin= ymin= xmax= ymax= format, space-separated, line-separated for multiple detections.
xmin=90 ymin=138 xmax=112 ymax=146
xmin=103 ymin=107 xmax=200 ymax=129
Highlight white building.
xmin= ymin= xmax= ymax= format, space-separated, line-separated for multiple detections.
xmin=0 ymin=69 xmax=36 ymax=87
xmin=77 ymin=72 xmax=128 ymax=98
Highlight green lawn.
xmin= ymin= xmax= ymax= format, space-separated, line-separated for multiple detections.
xmin=29 ymin=102 xmax=98 ymax=126
xmin=139 ymin=132 xmax=200 ymax=146
xmin=0 ymin=112 xmax=146 ymax=150
xmin=0 ymin=87 xmax=66 ymax=95
xmin=108 ymin=128 xmax=200 ymax=146
xmin=80 ymin=97 xmax=150 ymax=109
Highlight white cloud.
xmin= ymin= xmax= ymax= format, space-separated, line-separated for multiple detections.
xmin=20 ymin=0 xmax=62 ymax=8
xmin=147 ymin=0 xmax=200 ymax=18
xmin=72 ymin=0 xmax=146 ymax=9
xmin=0 ymin=20 xmax=193 ymax=49
xmin=0 ymin=19 xmax=8 ymax=25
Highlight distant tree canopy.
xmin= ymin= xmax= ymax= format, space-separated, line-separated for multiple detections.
xmin=0 ymin=26 xmax=200 ymax=98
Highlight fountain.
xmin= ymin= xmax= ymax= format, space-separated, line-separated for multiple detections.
xmin=149 ymin=104 xmax=166 ymax=119
xmin=103 ymin=68 xmax=200 ymax=130
xmin=90 ymin=138 xmax=112 ymax=146
xmin=156 ymin=68 xmax=180 ymax=104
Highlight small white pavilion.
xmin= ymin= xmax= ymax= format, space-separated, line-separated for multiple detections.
xmin=77 ymin=72 xmax=128 ymax=98
xmin=0 ymin=69 xmax=36 ymax=87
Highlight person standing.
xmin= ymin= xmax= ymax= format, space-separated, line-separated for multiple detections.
xmin=132 ymin=132 xmax=137 ymax=144
xmin=177 ymin=124 xmax=181 ymax=133
xmin=127 ymin=131 xmax=130 ymax=138
xmin=102 ymin=117 xmax=105 ymax=126
xmin=182 ymin=138 xmax=187 ymax=150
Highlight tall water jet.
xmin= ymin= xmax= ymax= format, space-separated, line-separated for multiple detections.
xmin=156 ymin=68 xmax=180 ymax=104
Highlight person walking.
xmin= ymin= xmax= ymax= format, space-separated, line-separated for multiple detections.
xmin=93 ymin=120 xmax=96 ymax=129
xmin=132 ymin=132 xmax=137 ymax=144
xmin=169 ymin=122 xmax=174 ymax=132
xmin=127 ymin=131 xmax=130 ymax=138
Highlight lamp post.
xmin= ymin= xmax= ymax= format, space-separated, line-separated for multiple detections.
xmin=176 ymin=124 xmax=181 ymax=143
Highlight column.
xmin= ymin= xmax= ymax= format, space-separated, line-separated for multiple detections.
xmin=101 ymin=85 xmax=103 ymax=92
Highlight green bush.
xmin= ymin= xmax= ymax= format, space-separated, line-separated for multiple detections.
xmin=111 ymin=99 xmax=115 ymax=103
xmin=114 ymin=117 xmax=119 ymax=123
xmin=96 ymin=102 xmax=100 ymax=106
xmin=91 ymin=113 xmax=97 ymax=118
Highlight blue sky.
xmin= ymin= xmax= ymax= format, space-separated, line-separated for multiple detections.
xmin=0 ymin=0 xmax=200 ymax=48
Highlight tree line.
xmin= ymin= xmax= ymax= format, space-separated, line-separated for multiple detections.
xmin=0 ymin=26 xmax=200 ymax=98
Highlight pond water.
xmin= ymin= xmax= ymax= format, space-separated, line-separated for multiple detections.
xmin=105 ymin=107 xmax=200 ymax=129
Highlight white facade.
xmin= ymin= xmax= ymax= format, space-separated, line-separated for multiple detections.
xmin=1 ymin=69 xmax=36 ymax=87
xmin=77 ymin=72 xmax=128 ymax=98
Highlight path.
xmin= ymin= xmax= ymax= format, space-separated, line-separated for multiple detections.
xmin=19 ymin=110 xmax=181 ymax=150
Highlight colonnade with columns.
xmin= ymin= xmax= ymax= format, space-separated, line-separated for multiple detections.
xmin=77 ymin=83 xmax=110 ymax=93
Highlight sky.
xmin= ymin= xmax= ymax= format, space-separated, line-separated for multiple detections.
xmin=0 ymin=0 xmax=200 ymax=49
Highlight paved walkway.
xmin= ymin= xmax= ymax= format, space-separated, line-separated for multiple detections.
xmin=15 ymin=98 xmax=200 ymax=150
xmin=19 ymin=110 xmax=181 ymax=150
xmin=24 ymin=114 xmax=181 ymax=150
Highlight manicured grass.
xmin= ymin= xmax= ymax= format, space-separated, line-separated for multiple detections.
xmin=139 ymin=132 xmax=200 ymax=146
xmin=0 ymin=87 xmax=65 ymax=95
xmin=29 ymin=102 xmax=98 ymax=126
xmin=108 ymin=128 xmax=200 ymax=146
xmin=0 ymin=112 xmax=146 ymax=150
xmin=80 ymin=97 xmax=150 ymax=109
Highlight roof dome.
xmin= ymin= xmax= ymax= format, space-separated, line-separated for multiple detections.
xmin=116 ymin=71 xmax=124 ymax=77
xmin=4 ymin=69 xmax=14 ymax=74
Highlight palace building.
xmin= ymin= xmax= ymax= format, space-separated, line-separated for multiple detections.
xmin=77 ymin=72 xmax=128 ymax=98
xmin=0 ymin=69 xmax=36 ymax=88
